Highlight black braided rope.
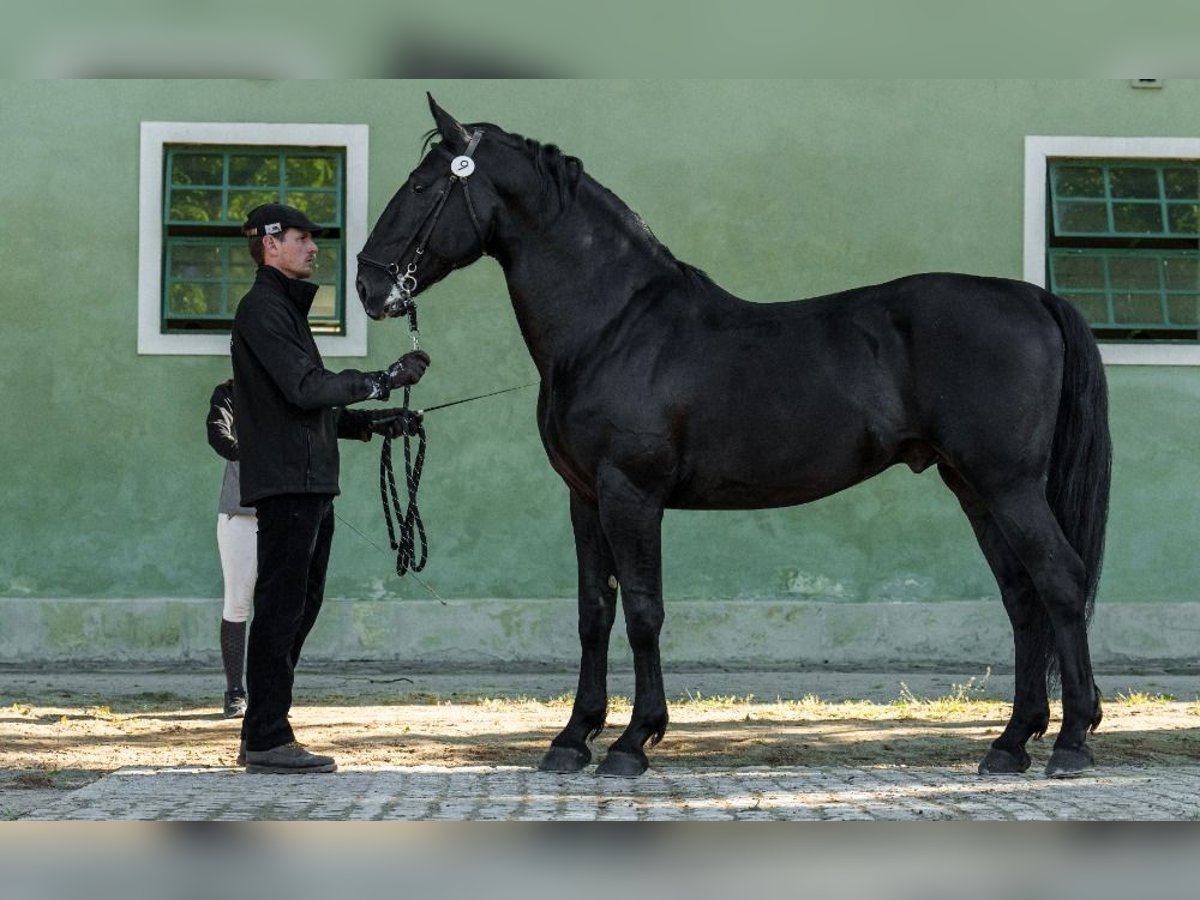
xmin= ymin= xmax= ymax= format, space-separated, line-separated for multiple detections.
xmin=379 ymin=386 xmax=428 ymax=576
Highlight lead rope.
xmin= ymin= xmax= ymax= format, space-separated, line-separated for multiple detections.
xmin=379 ymin=307 xmax=428 ymax=576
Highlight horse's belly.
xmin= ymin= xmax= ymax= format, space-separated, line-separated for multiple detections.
xmin=667 ymin=457 xmax=883 ymax=511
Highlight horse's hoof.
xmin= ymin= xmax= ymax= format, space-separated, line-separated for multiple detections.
xmin=1045 ymin=746 xmax=1094 ymax=778
xmin=978 ymin=747 xmax=1031 ymax=775
xmin=595 ymin=750 xmax=648 ymax=778
xmin=538 ymin=745 xmax=591 ymax=773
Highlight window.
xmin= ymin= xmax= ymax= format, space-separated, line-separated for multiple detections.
xmin=139 ymin=123 xmax=369 ymax=356
xmin=163 ymin=147 xmax=345 ymax=335
xmin=1026 ymin=137 xmax=1200 ymax=365
xmin=1047 ymin=160 xmax=1200 ymax=342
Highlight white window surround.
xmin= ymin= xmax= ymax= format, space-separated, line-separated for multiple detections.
xmin=138 ymin=121 xmax=370 ymax=356
xmin=1025 ymin=135 xmax=1200 ymax=366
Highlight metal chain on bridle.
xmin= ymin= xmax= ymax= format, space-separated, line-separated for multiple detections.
xmin=358 ymin=129 xmax=487 ymax=577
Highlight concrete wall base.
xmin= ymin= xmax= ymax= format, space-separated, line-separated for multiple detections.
xmin=2 ymin=597 xmax=1196 ymax=670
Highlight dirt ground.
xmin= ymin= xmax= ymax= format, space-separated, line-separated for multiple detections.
xmin=2 ymin=667 xmax=1197 ymax=818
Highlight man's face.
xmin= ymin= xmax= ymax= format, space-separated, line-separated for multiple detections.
xmin=266 ymin=228 xmax=318 ymax=279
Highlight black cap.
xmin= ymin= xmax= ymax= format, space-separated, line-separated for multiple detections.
xmin=241 ymin=203 xmax=324 ymax=238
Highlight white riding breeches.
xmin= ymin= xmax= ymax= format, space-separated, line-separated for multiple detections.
xmin=217 ymin=513 xmax=258 ymax=622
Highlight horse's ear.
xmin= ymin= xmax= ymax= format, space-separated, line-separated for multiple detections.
xmin=427 ymin=93 xmax=471 ymax=151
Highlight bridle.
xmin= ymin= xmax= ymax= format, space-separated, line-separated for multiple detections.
xmin=357 ymin=128 xmax=488 ymax=331
xmin=354 ymin=127 xmax=490 ymax=582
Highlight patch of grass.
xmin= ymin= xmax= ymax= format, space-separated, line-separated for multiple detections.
xmin=680 ymin=691 xmax=758 ymax=708
xmin=889 ymin=670 xmax=996 ymax=719
xmin=1112 ymin=691 xmax=1176 ymax=705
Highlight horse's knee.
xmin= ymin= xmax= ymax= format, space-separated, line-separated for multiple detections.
xmin=578 ymin=606 xmax=617 ymax=643
xmin=622 ymin=602 xmax=664 ymax=648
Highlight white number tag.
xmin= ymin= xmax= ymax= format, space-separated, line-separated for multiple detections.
xmin=451 ymin=156 xmax=476 ymax=178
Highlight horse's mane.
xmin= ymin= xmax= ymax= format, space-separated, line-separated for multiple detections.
xmin=422 ymin=125 xmax=717 ymax=291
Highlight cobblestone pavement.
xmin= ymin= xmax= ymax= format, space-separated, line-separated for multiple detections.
xmin=18 ymin=763 xmax=1200 ymax=821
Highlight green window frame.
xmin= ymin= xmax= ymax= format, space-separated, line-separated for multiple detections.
xmin=161 ymin=145 xmax=347 ymax=335
xmin=1048 ymin=159 xmax=1200 ymax=341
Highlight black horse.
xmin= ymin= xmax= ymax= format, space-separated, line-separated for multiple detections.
xmin=357 ymin=96 xmax=1111 ymax=779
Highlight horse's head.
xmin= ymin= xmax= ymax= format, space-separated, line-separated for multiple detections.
xmin=356 ymin=95 xmax=505 ymax=321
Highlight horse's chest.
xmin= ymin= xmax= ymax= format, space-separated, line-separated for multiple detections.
xmin=537 ymin=393 xmax=672 ymax=497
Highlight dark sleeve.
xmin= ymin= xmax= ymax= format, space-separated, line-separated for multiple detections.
xmin=206 ymin=383 xmax=239 ymax=461
xmin=236 ymin=298 xmax=376 ymax=411
xmin=337 ymin=407 xmax=374 ymax=442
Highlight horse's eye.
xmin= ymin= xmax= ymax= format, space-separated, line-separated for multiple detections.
xmin=412 ymin=183 xmax=426 ymax=194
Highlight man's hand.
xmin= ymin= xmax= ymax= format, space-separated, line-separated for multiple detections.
xmin=367 ymin=408 xmax=423 ymax=438
xmin=385 ymin=350 xmax=431 ymax=389
xmin=364 ymin=350 xmax=431 ymax=400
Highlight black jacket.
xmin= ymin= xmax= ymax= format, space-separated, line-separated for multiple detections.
xmin=230 ymin=266 xmax=375 ymax=505
xmin=206 ymin=380 xmax=239 ymax=462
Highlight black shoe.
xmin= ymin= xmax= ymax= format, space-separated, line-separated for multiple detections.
xmin=244 ymin=741 xmax=337 ymax=774
xmin=223 ymin=689 xmax=247 ymax=719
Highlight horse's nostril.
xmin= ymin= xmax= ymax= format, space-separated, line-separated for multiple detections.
xmin=355 ymin=278 xmax=367 ymax=303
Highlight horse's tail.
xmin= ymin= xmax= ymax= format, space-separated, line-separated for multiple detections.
xmin=1039 ymin=290 xmax=1113 ymax=672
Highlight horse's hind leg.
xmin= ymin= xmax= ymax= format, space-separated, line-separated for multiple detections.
xmin=974 ymin=477 xmax=1101 ymax=777
xmin=940 ymin=465 xmax=1050 ymax=774
xmin=539 ymin=492 xmax=620 ymax=773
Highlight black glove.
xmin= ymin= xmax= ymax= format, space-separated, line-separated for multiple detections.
xmin=386 ymin=350 xmax=431 ymax=388
xmin=364 ymin=350 xmax=431 ymax=400
xmin=368 ymin=408 xmax=423 ymax=438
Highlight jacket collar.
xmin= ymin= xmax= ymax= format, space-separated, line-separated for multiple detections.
xmin=256 ymin=265 xmax=319 ymax=314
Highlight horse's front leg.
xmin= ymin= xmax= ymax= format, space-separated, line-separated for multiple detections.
xmin=538 ymin=491 xmax=619 ymax=773
xmin=592 ymin=467 xmax=668 ymax=778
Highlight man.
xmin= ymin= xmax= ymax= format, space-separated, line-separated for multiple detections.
xmin=231 ymin=203 xmax=428 ymax=774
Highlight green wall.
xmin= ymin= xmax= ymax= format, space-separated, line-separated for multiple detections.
xmin=3 ymin=80 xmax=1199 ymax=615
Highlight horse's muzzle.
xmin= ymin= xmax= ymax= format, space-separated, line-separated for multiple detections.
xmin=382 ymin=283 xmax=415 ymax=319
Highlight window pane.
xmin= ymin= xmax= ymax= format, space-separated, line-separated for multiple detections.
xmin=169 ymin=189 xmax=222 ymax=223
xmin=229 ymin=155 xmax=280 ymax=187
xmin=314 ymin=243 xmax=340 ymax=283
xmin=170 ymin=243 xmax=223 ymax=280
xmin=1056 ymin=201 xmax=1109 ymax=233
xmin=227 ymin=189 xmax=280 ymax=223
xmin=1166 ymin=204 xmax=1200 ymax=235
xmin=1167 ymin=294 xmax=1200 ymax=326
xmin=171 ymin=154 xmax=222 ymax=186
xmin=1113 ymin=294 xmax=1163 ymax=325
xmin=1066 ymin=294 xmax=1111 ymax=325
xmin=228 ymin=252 xmax=258 ymax=280
xmin=287 ymin=191 xmax=337 ymax=224
xmin=1164 ymin=168 xmax=1200 ymax=200
xmin=228 ymin=284 xmax=254 ymax=313
xmin=1112 ymin=202 xmax=1163 ymax=234
xmin=286 ymin=155 xmax=338 ymax=188
xmin=1108 ymin=257 xmax=1160 ymax=291
xmin=167 ymin=282 xmax=222 ymax=316
xmin=1053 ymin=166 xmax=1104 ymax=198
xmin=1108 ymin=167 xmax=1160 ymax=199
xmin=1051 ymin=254 xmax=1105 ymax=289
xmin=1163 ymin=257 xmax=1200 ymax=290
xmin=309 ymin=285 xmax=338 ymax=320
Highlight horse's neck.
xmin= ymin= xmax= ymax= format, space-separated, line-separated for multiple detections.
xmin=499 ymin=177 xmax=685 ymax=371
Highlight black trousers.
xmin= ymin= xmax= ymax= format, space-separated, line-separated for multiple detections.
xmin=242 ymin=493 xmax=334 ymax=752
